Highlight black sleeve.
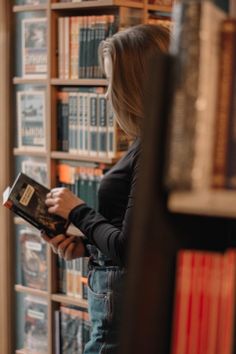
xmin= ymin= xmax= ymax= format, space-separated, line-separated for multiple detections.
xmin=68 ymin=162 xmax=139 ymax=267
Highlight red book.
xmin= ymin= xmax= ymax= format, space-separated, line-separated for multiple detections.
xmin=216 ymin=250 xmax=236 ymax=354
xmin=171 ymin=251 xmax=193 ymax=354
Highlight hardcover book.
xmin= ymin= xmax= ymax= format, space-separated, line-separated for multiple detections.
xmin=17 ymin=91 xmax=46 ymax=150
xmin=24 ymin=295 xmax=48 ymax=353
xmin=3 ymin=172 xmax=69 ymax=237
xmin=19 ymin=228 xmax=47 ymax=290
xmin=22 ymin=18 xmax=47 ymax=78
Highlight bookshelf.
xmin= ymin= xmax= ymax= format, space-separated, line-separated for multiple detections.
xmin=118 ymin=1 xmax=236 ymax=354
xmin=6 ymin=1 xmax=173 ymax=354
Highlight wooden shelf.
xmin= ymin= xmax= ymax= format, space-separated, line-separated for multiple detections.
xmin=13 ymin=77 xmax=48 ymax=85
xmin=51 ymin=78 xmax=107 ymax=86
xmin=51 ymin=150 xmax=119 ymax=164
xmin=51 ymin=293 xmax=88 ymax=308
xmin=13 ymin=148 xmax=47 ymax=157
xmin=51 ymin=0 xmax=143 ymax=10
xmin=13 ymin=4 xmax=47 ymax=12
xmin=147 ymin=4 xmax=172 ymax=12
xmin=168 ymin=190 xmax=236 ymax=218
xmin=15 ymin=284 xmax=49 ymax=298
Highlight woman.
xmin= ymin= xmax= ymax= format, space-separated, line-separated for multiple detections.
xmin=42 ymin=24 xmax=169 ymax=354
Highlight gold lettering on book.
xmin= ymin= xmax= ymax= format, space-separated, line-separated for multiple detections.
xmin=19 ymin=185 xmax=35 ymax=206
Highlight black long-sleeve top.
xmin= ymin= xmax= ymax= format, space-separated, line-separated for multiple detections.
xmin=69 ymin=138 xmax=141 ymax=267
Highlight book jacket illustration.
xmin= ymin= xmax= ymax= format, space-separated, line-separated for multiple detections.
xmin=22 ymin=18 xmax=47 ymax=78
xmin=3 ymin=172 xmax=68 ymax=237
xmin=17 ymin=91 xmax=46 ymax=150
xmin=20 ymin=228 xmax=47 ymax=290
xmin=21 ymin=158 xmax=47 ymax=186
xmin=24 ymin=296 xmax=48 ymax=353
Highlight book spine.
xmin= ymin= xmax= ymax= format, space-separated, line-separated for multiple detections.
xmin=83 ymin=93 xmax=89 ymax=156
xmin=98 ymin=94 xmax=107 ymax=157
xmin=74 ymin=258 xmax=82 ymax=298
xmin=171 ymin=251 xmax=192 ymax=354
xmin=215 ymin=251 xmax=236 ymax=354
xmin=66 ymin=260 xmax=74 ymax=296
xmin=212 ymin=20 xmax=236 ymax=189
xmin=165 ymin=1 xmax=202 ymax=190
xmin=68 ymin=92 xmax=78 ymax=154
xmin=78 ymin=93 xmax=84 ymax=155
xmin=107 ymin=101 xmax=116 ymax=158
xmin=224 ymin=20 xmax=236 ymax=188
xmin=61 ymin=91 xmax=69 ymax=152
xmin=191 ymin=3 xmax=226 ymax=190
xmin=89 ymin=93 xmax=98 ymax=157
xmin=58 ymin=17 xmax=64 ymax=79
xmin=64 ymin=17 xmax=70 ymax=79
xmin=54 ymin=310 xmax=61 ymax=354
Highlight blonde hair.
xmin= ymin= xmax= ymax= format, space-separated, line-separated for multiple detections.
xmin=99 ymin=24 xmax=170 ymax=138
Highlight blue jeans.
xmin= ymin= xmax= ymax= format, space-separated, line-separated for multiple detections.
xmin=84 ymin=263 xmax=126 ymax=354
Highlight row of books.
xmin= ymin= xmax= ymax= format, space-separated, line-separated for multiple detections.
xmin=57 ymin=162 xmax=106 ymax=211
xmin=58 ymin=15 xmax=117 ymax=79
xmin=57 ymin=256 xmax=89 ymax=300
xmin=171 ymin=249 xmax=236 ymax=354
xmin=55 ymin=305 xmax=91 ymax=354
xmin=57 ymin=87 xmax=129 ymax=158
xmin=165 ymin=1 xmax=236 ymax=191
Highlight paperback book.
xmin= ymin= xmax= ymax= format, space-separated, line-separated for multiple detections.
xmin=19 ymin=228 xmax=47 ymax=290
xmin=24 ymin=295 xmax=48 ymax=353
xmin=3 ymin=172 xmax=69 ymax=237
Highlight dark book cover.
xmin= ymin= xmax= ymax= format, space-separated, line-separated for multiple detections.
xmin=3 ymin=172 xmax=69 ymax=237
xmin=20 ymin=228 xmax=47 ymax=290
xmin=24 ymin=295 xmax=48 ymax=353
xmin=60 ymin=305 xmax=84 ymax=354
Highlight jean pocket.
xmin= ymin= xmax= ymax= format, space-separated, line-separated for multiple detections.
xmin=87 ymin=269 xmax=108 ymax=298
xmin=87 ymin=270 xmax=113 ymax=326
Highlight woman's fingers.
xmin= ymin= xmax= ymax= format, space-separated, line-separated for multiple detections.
xmin=64 ymin=238 xmax=85 ymax=260
xmin=40 ymin=232 xmax=85 ymax=260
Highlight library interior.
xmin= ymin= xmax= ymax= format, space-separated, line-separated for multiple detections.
xmin=0 ymin=0 xmax=236 ymax=353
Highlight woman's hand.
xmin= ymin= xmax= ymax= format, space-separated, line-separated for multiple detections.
xmin=45 ymin=187 xmax=85 ymax=219
xmin=41 ymin=232 xmax=86 ymax=260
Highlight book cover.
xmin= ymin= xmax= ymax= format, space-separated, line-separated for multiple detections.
xmin=22 ymin=18 xmax=47 ymax=78
xmin=24 ymin=295 xmax=48 ymax=353
xmin=21 ymin=158 xmax=47 ymax=186
xmin=17 ymin=91 xmax=46 ymax=151
xmin=60 ymin=305 xmax=84 ymax=354
xmin=3 ymin=172 xmax=69 ymax=237
xmin=19 ymin=228 xmax=47 ymax=290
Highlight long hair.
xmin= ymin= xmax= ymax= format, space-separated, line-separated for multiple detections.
xmin=99 ymin=24 xmax=170 ymax=138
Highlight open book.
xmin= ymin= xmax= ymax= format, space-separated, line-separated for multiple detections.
xmin=3 ymin=172 xmax=69 ymax=237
